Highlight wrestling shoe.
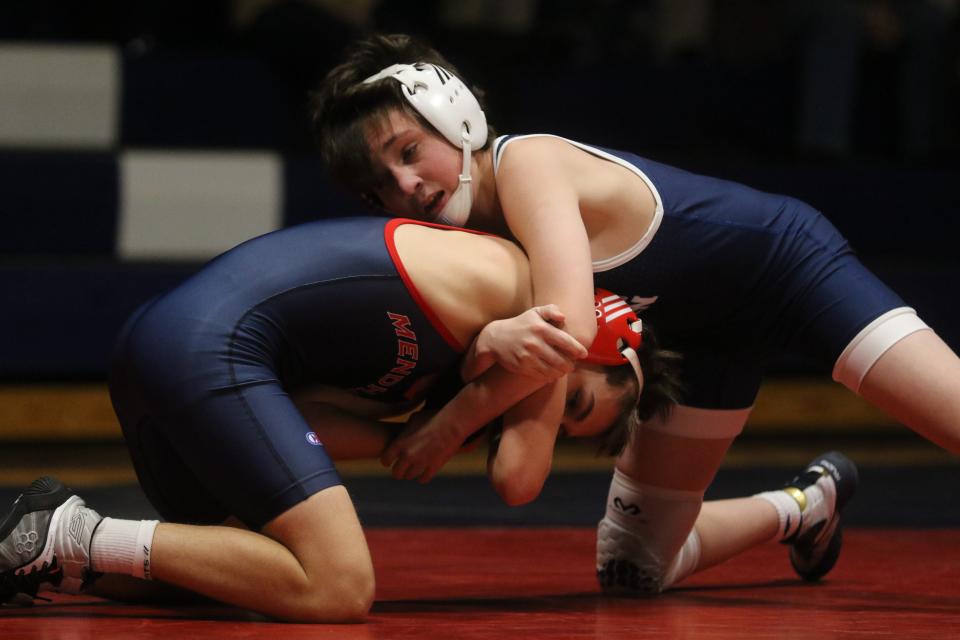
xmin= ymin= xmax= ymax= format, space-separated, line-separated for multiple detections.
xmin=0 ymin=476 xmax=102 ymax=602
xmin=782 ymin=451 xmax=859 ymax=582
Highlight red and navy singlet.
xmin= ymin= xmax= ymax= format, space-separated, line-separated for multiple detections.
xmin=110 ymin=217 xmax=463 ymax=529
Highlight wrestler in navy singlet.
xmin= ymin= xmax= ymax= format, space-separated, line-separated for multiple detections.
xmin=495 ymin=135 xmax=906 ymax=410
xmin=110 ymin=217 xmax=463 ymax=529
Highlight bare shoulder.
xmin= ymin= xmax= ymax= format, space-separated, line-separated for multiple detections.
xmin=497 ymin=136 xmax=587 ymax=172
xmin=496 ymin=136 xmax=594 ymax=198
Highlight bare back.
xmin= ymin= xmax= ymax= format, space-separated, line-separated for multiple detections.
xmin=392 ymin=223 xmax=534 ymax=348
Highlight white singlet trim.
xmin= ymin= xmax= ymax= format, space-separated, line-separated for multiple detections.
xmin=492 ymin=134 xmax=665 ymax=273
xmin=832 ymin=306 xmax=930 ymax=392
xmin=642 ymin=405 xmax=750 ymax=439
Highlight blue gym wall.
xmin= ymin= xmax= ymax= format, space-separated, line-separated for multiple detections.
xmin=2 ymin=2 xmax=958 ymax=381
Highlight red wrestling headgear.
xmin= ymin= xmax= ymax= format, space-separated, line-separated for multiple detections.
xmin=586 ymin=289 xmax=644 ymax=386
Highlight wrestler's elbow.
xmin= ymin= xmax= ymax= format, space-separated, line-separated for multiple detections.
xmin=494 ymin=478 xmax=541 ymax=506
xmin=491 ymin=459 xmax=548 ymax=506
xmin=568 ymin=319 xmax=598 ymax=351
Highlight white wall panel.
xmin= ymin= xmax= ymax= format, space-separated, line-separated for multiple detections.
xmin=0 ymin=45 xmax=118 ymax=148
xmin=119 ymin=150 xmax=283 ymax=260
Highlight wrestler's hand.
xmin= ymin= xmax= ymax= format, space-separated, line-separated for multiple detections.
xmin=474 ymin=305 xmax=587 ymax=381
xmin=380 ymin=410 xmax=465 ymax=483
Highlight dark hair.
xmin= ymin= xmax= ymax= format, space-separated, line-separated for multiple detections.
xmin=593 ymin=324 xmax=682 ymax=457
xmin=309 ymin=33 xmax=494 ymax=199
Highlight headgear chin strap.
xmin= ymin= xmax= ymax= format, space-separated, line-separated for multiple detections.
xmin=586 ymin=289 xmax=644 ymax=389
xmin=363 ymin=63 xmax=487 ymax=227
xmin=436 ymin=126 xmax=473 ymax=226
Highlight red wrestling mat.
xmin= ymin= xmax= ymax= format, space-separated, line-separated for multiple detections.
xmin=2 ymin=528 xmax=958 ymax=639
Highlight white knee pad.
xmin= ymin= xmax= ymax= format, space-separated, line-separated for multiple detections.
xmin=661 ymin=528 xmax=702 ymax=590
xmin=596 ymin=469 xmax=704 ymax=596
xmin=833 ymin=307 xmax=929 ymax=392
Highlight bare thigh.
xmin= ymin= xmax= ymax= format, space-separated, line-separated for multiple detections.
xmin=859 ymin=328 xmax=960 ymax=454
xmin=617 ymin=405 xmax=744 ymax=492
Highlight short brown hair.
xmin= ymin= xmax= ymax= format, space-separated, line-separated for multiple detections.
xmin=310 ymin=33 xmax=494 ymax=199
xmin=593 ymin=324 xmax=682 ymax=457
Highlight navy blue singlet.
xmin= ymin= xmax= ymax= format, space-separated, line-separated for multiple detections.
xmin=110 ymin=217 xmax=463 ymax=529
xmin=495 ymin=135 xmax=906 ymax=410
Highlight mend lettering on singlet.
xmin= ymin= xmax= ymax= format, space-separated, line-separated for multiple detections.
xmin=354 ymin=312 xmax=420 ymax=396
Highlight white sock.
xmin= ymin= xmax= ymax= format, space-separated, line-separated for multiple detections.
xmin=90 ymin=518 xmax=160 ymax=580
xmin=755 ymin=490 xmax=803 ymax=541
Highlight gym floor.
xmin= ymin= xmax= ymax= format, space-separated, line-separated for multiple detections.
xmin=2 ymin=425 xmax=958 ymax=639
xmin=0 ymin=380 xmax=960 ymax=640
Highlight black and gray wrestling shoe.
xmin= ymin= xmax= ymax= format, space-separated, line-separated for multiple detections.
xmin=0 ymin=476 xmax=102 ymax=602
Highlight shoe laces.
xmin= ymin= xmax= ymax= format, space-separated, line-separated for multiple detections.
xmin=0 ymin=557 xmax=63 ymax=603
xmin=787 ymin=468 xmax=825 ymax=493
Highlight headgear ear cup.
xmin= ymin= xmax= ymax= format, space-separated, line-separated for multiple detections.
xmin=586 ymin=289 xmax=644 ymax=387
xmin=364 ymin=63 xmax=487 ymax=227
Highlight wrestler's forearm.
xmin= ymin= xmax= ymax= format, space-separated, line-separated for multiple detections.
xmin=295 ymin=401 xmax=395 ymax=460
xmin=435 ymin=366 xmax=546 ymax=443
xmin=487 ymin=379 xmax=565 ymax=505
xmin=459 ymin=332 xmax=496 ymax=382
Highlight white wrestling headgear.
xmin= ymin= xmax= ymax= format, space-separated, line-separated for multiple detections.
xmin=363 ymin=63 xmax=487 ymax=227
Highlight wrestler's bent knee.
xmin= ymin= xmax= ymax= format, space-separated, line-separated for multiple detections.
xmin=289 ymin=563 xmax=375 ymax=623
xmin=596 ymin=469 xmax=703 ymax=596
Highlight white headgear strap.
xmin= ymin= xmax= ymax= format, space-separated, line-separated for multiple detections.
xmin=436 ymin=128 xmax=473 ymax=226
xmin=621 ymin=323 xmax=644 ymax=392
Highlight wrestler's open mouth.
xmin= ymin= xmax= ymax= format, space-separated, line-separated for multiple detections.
xmin=425 ymin=191 xmax=444 ymax=216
